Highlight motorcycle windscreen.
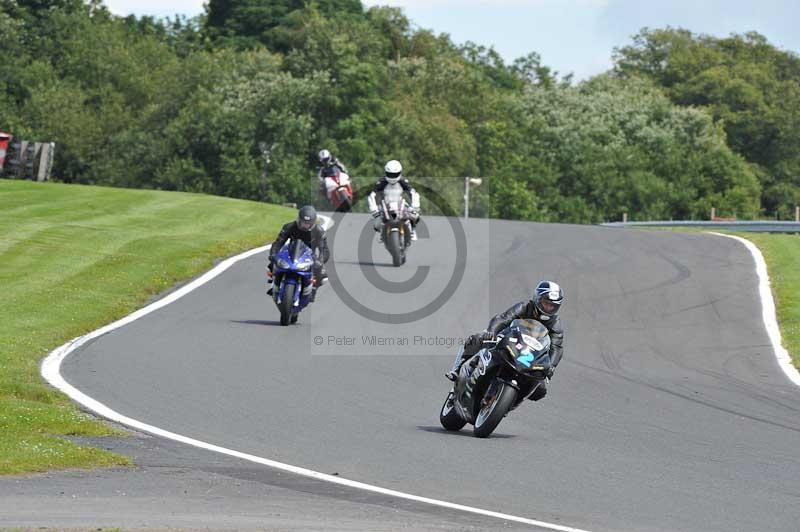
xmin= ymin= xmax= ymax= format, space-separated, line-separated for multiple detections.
xmin=506 ymin=319 xmax=552 ymax=369
xmin=287 ymin=239 xmax=314 ymax=263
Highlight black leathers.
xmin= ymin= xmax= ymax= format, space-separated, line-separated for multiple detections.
xmin=462 ymin=301 xmax=564 ymax=368
xmin=486 ymin=300 xmax=564 ymax=368
xmin=269 ymin=221 xmax=330 ymax=264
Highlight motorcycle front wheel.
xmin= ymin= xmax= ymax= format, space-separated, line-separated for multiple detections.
xmin=336 ymin=191 xmax=351 ymax=212
xmin=439 ymin=391 xmax=467 ymax=431
xmin=279 ymin=282 xmax=296 ymax=326
xmin=473 ymin=379 xmax=517 ymax=438
xmin=388 ymin=230 xmax=403 ymax=267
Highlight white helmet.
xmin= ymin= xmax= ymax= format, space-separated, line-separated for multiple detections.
xmin=384 ymin=160 xmax=403 ymax=183
xmin=318 ymin=149 xmax=332 ymax=165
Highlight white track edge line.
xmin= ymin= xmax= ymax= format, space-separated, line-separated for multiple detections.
xmin=40 ymin=214 xmax=594 ymax=532
xmin=708 ymin=232 xmax=800 ymax=387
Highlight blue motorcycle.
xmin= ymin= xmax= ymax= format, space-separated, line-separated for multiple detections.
xmin=270 ymin=239 xmax=316 ymax=326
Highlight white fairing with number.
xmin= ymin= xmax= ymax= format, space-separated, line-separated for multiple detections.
xmin=324 ymin=171 xmax=350 ymax=196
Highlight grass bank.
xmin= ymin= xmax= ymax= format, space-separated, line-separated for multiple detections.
xmin=0 ymin=180 xmax=293 ymax=474
xmin=733 ymin=232 xmax=800 ymax=369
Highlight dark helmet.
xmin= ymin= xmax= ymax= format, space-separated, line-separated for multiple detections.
xmin=533 ymin=280 xmax=564 ymax=321
xmin=297 ymin=205 xmax=317 ymax=232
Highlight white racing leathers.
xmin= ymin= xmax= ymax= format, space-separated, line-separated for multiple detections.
xmin=367 ymin=177 xmax=421 ymax=224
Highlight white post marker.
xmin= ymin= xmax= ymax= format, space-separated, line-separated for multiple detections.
xmin=464 ymin=177 xmax=482 ymax=219
xmin=41 ymin=214 xmax=595 ymax=532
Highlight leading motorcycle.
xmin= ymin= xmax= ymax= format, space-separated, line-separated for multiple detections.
xmin=268 ymin=240 xmax=317 ymax=326
xmin=378 ymin=198 xmax=413 ymax=267
xmin=439 ymin=319 xmax=552 ymax=438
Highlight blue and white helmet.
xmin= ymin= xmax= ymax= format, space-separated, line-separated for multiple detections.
xmin=533 ymin=280 xmax=564 ymax=321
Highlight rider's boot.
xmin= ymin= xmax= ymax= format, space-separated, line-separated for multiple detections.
xmin=529 ymin=379 xmax=548 ymax=401
xmin=302 ymin=278 xmax=314 ymax=298
xmin=411 ymin=228 xmax=418 ymax=241
xmin=317 ymin=265 xmax=328 ymax=286
xmin=445 ymin=347 xmax=467 ymax=381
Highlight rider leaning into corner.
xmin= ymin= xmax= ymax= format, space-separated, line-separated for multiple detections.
xmin=367 ymin=159 xmax=421 ymax=241
xmin=447 ymin=280 xmax=565 ymax=402
xmin=317 ymin=149 xmax=348 ymax=194
xmin=267 ymin=205 xmax=330 ymax=299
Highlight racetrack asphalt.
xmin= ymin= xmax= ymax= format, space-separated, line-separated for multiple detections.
xmin=3 ymin=214 xmax=800 ymax=531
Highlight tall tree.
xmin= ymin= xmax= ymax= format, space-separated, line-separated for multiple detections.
xmin=615 ymin=28 xmax=800 ymax=217
xmin=204 ymin=0 xmax=363 ymax=52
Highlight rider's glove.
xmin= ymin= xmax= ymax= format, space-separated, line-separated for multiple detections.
xmin=371 ymin=210 xmax=381 ymax=218
xmin=468 ymin=330 xmax=493 ymax=346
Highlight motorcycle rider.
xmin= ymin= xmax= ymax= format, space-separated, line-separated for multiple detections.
xmin=267 ymin=205 xmax=330 ymax=299
xmin=367 ymin=160 xmax=421 ymax=241
xmin=446 ymin=280 xmax=565 ymax=401
xmin=317 ymin=149 xmax=348 ymax=195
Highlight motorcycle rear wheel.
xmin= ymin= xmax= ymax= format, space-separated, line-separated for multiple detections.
xmin=473 ymin=380 xmax=517 ymax=438
xmin=439 ymin=391 xmax=467 ymax=431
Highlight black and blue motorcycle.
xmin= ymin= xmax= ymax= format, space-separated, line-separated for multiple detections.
xmin=439 ymin=319 xmax=552 ymax=438
xmin=270 ymin=240 xmax=316 ymax=326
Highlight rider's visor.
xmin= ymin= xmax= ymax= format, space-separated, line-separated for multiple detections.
xmin=540 ymin=299 xmax=560 ymax=315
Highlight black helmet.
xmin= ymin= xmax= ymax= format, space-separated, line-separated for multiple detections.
xmin=297 ymin=205 xmax=317 ymax=232
xmin=533 ymin=280 xmax=564 ymax=321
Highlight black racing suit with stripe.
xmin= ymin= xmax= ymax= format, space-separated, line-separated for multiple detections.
xmin=451 ymin=300 xmax=564 ymax=401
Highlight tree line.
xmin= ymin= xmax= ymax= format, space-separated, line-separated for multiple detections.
xmin=1 ymin=0 xmax=798 ymax=221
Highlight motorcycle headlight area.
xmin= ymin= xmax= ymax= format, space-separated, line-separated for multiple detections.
xmin=295 ymin=259 xmax=314 ymax=271
xmin=276 ymin=258 xmax=291 ymax=269
xmin=521 ymin=334 xmax=545 ymax=351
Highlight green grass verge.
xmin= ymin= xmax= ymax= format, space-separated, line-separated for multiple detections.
xmin=0 ymin=180 xmax=293 ymax=474
xmin=732 ymin=232 xmax=800 ymax=369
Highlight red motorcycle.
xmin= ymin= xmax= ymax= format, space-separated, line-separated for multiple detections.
xmin=321 ymin=166 xmax=353 ymax=212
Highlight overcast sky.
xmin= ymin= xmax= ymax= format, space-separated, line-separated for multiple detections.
xmin=104 ymin=0 xmax=800 ymax=80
